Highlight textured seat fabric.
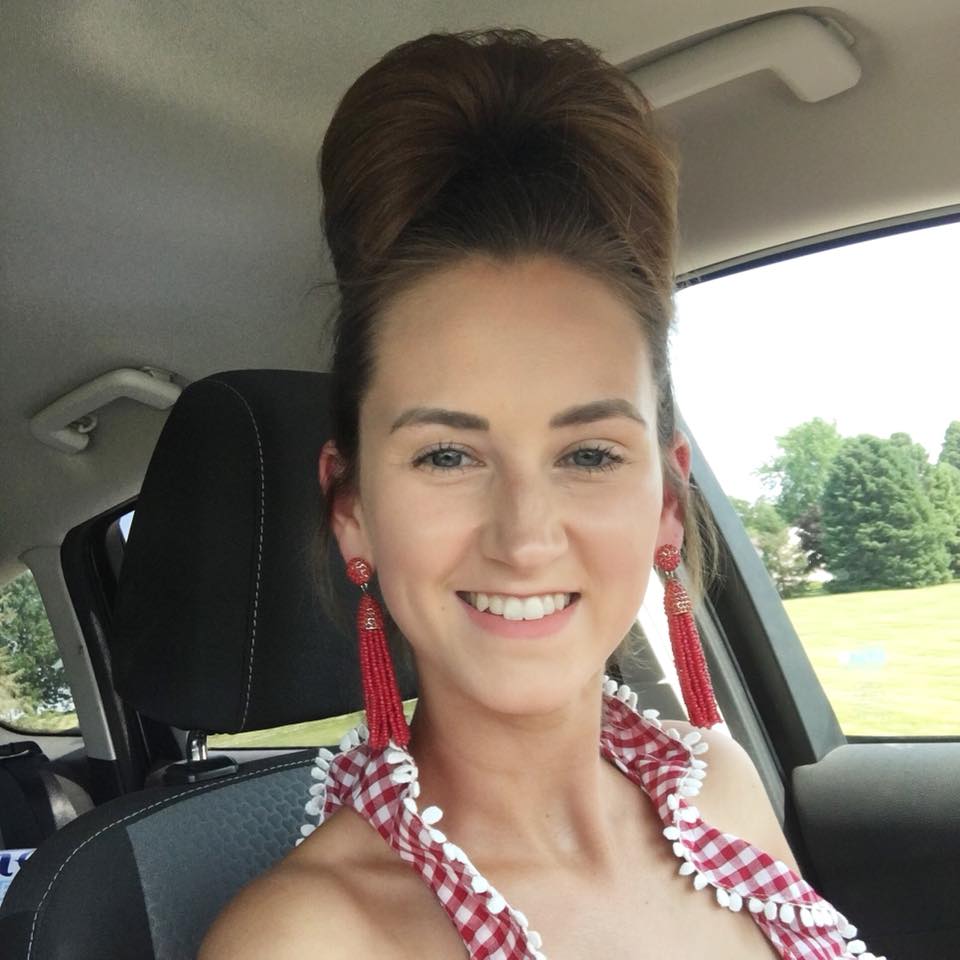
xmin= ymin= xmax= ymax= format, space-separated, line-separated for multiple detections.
xmin=0 ymin=751 xmax=315 ymax=959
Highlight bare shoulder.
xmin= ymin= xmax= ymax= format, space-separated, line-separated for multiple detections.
xmin=197 ymin=808 xmax=377 ymax=960
xmin=664 ymin=719 xmax=802 ymax=875
xmin=199 ymin=803 xmax=467 ymax=960
xmin=196 ymin=857 xmax=361 ymax=960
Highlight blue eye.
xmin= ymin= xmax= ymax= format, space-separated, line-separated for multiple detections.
xmin=564 ymin=445 xmax=625 ymax=473
xmin=413 ymin=444 xmax=477 ymax=472
xmin=412 ymin=443 xmax=625 ymax=474
xmin=413 ymin=443 xmax=470 ymax=473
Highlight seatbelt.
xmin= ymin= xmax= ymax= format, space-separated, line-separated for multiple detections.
xmin=0 ymin=741 xmax=77 ymax=848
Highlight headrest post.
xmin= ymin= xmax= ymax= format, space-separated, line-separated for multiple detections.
xmin=187 ymin=731 xmax=208 ymax=762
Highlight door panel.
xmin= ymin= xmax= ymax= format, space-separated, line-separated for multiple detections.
xmin=793 ymin=743 xmax=960 ymax=958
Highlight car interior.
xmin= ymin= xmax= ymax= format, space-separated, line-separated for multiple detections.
xmin=1 ymin=2 xmax=958 ymax=958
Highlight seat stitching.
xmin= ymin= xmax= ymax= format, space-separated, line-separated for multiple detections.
xmin=206 ymin=378 xmax=265 ymax=730
xmin=26 ymin=756 xmax=311 ymax=958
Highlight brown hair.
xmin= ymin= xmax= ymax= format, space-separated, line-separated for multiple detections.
xmin=315 ymin=28 xmax=717 ymax=670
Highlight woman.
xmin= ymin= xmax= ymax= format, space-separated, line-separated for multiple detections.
xmin=200 ymin=29 xmax=880 ymax=960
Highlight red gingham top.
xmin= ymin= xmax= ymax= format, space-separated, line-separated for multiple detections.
xmin=298 ymin=680 xmax=884 ymax=960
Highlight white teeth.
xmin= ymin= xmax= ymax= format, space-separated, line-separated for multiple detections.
xmin=504 ymin=597 xmax=526 ymax=620
xmin=466 ymin=591 xmax=574 ymax=620
xmin=505 ymin=596 xmax=547 ymax=620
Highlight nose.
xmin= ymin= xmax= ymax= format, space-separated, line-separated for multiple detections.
xmin=479 ymin=467 xmax=568 ymax=570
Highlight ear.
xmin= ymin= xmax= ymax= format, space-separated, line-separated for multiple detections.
xmin=658 ymin=430 xmax=692 ymax=551
xmin=318 ymin=440 xmax=373 ymax=566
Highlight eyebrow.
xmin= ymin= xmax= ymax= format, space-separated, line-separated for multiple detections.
xmin=389 ymin=398 xmax=647 ymax=433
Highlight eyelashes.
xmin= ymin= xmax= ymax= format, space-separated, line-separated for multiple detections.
xmin=411 ymin=442 xmax=626 ymax=475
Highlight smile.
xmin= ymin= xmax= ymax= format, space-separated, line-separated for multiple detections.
xmin=456 ymin=591 xmax=580 ymax=621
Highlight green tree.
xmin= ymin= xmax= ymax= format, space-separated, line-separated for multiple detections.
xmin=792 ymin=503 xmax=826 ymax=572
xmin=0 ymin=647 xmax=23 ymax=721
xmin=939 ymin=420 xmax=960 ymax=471
xmin=821 ymin=435 xmax=951 ymax=591
xmin=758 ymin=418 xmax=842 ymax=569
xmin=926 ymin=461 xmax=960 ymax=576
xmin=730 ymin=497 xmax=809 ymax=598
xmin=889 ymin=431 xmax=931 ymax=482
xmin=0 ymin=572 xmax=70 ymax=710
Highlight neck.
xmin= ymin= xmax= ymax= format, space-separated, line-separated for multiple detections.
xmin=406 ymin=673 xmax=633 ymax=876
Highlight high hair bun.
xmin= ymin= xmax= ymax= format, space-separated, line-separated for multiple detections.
xmin=319 ymin=28 xmax=678 ymax=302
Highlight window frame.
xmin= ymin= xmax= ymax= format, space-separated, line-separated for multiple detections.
xmin=677 ymin=204 xmax=960 ymax=749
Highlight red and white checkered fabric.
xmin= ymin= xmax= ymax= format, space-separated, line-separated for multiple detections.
xmin=310 ymin=689 xmax=882 ymax=960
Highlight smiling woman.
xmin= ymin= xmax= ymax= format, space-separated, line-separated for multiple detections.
xmin=326 ymin=254 xmax=682 ymax=721
xmin=198 ymin=28 xmax=881 ymax=960
xmin=342 ymin=255 xmax=670 ymax=696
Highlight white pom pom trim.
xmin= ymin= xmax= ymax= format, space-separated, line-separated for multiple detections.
xmin=602 ymin=677 xmax=875 ymax=955
xmin=296 ymin=721 xmax=370 ymax=846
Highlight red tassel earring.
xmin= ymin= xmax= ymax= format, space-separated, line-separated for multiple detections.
xmin=654 ymin=544 xmax=722 ymax=729
xmin=346 ymin=557 xmax=411 ymax=750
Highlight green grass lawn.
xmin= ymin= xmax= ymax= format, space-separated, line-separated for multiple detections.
xmin=209 ymin=581 xmax=960 ymax=749
xmin=783 ymin=579 xmax=960 ymax=737
xmin=0 ymin=710 xmax=80 ymax=734
xmin=207 ymin=699 xmax=419 ymax=751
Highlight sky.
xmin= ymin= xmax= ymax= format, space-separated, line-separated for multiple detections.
xmin=670 ymin=219 xmax=960 ymax=503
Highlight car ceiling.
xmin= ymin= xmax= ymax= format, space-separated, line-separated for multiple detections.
xmin=2 ymin=0 xmax=959 ymax=585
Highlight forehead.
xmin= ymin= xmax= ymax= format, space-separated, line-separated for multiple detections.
xmin=366 ymin=255 xmax=655 ymax=428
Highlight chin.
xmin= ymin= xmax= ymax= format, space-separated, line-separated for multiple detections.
xmin=465 ymin=659 xmax=602 ymax=719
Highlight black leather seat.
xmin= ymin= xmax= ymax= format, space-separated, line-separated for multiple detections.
xmin=0 ymin=368 xmax=679 ymax=958
xmin=0 ymin=369 xmax=417 ymax=959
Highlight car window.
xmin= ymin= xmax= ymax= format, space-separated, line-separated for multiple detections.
xmin=206 ymin=700 xmax=420 ymax=750
xmin=0 ymin=569 xmax=79 ymax=736
xmin=118 ymin=509 xmax=135 ymax=541
xmin=672 ymin=218 xmax=960 ymax=738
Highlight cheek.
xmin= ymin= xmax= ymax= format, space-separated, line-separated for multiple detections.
xmin=361 ymin=486 xmax=467 ymax=620
xmin=577 ymin=469 xmax=663 ymax=593
xmin=370 ymin=484 xmax=469 ymax=558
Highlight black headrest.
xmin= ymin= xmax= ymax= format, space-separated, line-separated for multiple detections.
xmin=111 ymin=369 xmax=416 ymax=733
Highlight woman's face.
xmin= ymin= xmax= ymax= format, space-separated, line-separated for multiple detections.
xmin=322 ymin=254 xmax=688 ymax=716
